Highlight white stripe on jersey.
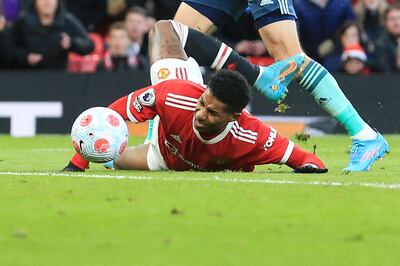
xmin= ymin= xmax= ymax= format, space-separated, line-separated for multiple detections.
xmin=231 ymin=124 xmax=258 ymax=141
xmin=165 ymin=93 xmax=197 ymax=111
xmin=165 ymin=101 xmax=196 ymax=111
xmin=165 ymin=96 xmax=197 ymax=107
xmin=279 ymin=140 xmax=295 ymax=164
xmin=166 ymin=93 xmax=198 ymax=103
xmin=229 ymin=129 xmax=256 ymax=144
xmin=126 ymin=92 xmax=139 ymax=123
xmin=233 ymin=121 xmax=258 ymax=136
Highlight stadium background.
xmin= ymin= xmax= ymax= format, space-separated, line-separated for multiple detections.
xmin=1 ymin=0 xmax=399 ymax=137
xmin=0 ymin=71 xmax=399 ymax=137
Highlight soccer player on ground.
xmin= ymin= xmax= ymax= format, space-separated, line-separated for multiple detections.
xmin=63 ymin=20 xmax=327 ymax=173
xmin=171 ymin=0 xmax=389 ymax=172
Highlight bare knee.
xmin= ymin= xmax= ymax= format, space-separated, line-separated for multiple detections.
xmin=174 ymin=2 xmax=216 ymax=33
xmin=258 ymin=20 xmax=303 ymax=60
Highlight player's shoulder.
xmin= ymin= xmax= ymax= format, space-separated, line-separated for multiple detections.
xmin=230 ymin=109 xmax=276 ymax=145
xmin=237 ymin=109 xmax=262 ymax=128
xmin=228 ymin=110 xmax=262 ymax=145
xmin=155 ymin=79 xmax=205 ymax=98
xmin=157 ymin=79 xmax=205 ymax=90
xmin=151 ymin=80 xmax=204 ymax=112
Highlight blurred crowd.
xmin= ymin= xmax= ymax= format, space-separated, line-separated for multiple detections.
xmin=0 ymin=0 xmax=400 ymax=75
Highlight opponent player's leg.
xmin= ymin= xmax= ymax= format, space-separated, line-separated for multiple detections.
xmin=250 ymin=1 xmax=388 ymax=171
xmin=165 ymin=19 xmax=303 ymax=102
xmin=173 ymin=1 xmax=303 ymax=102
xmin=174 ymin=2 xmax=217 ymax=33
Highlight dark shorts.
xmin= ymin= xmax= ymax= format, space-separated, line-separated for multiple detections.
xmin=183 ymin=0 xmax=297 ymax=28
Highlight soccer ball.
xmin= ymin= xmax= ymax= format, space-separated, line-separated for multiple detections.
xmin=71 ymin=107 xmax=128 ymax=163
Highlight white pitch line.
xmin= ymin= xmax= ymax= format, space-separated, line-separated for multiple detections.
xmin=1 ymin=171 xmax=400 ymax=190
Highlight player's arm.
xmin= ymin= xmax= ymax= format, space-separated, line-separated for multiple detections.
xmin=108 ymin=83 xmax=166 ymax=124
xmin=253 ymin=123 xmax=328 ymax=173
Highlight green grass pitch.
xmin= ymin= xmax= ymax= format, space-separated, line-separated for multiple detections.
xmin=0 ymin=135 xmax=399 ymax=266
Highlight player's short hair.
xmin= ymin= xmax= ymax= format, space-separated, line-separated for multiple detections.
xmin=207 ymin=70 xmax=251 ymax=113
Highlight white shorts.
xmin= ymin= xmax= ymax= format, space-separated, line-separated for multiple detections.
xmin=150 ymin=57 xmax=204 ymax=85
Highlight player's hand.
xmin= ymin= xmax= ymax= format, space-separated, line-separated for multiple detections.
xmin=27 ymin=53 xmax=43 ymax=66
xmin=0 ymin=15 xmax=6 ymax=32
xmin=60 ymin=32 xmax=71 ymax=50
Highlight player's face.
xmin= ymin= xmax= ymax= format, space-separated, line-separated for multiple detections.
xmin=194 ymin=90 xmax=239 ymax=134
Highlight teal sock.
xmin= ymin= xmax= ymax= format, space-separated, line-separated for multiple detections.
xmin=145 ymin=119 xmax=154 ymax=143
xmin=298 ymin=60 xmax=368 ymax=137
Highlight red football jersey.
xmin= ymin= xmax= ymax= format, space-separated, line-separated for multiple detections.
xmin=125 ymin=79 xmax=294 ymax=171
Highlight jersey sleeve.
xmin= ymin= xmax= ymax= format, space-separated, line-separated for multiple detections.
xmin=250 ymin=122 xmax=295 ymax=166
xmin=124 ymin=83 xmax=166 ymax=123
xmin=116 ymin=79 xmax=203 ymax=124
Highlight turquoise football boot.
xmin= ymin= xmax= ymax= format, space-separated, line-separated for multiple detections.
xmin=103 ymin=160 xmax=115 ymax=170
xmin=343 ymin=132 xmax=389 ymax=172
xmin=254 ymin=53 xmax=305 ymax=103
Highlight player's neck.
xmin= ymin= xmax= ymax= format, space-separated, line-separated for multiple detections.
xmin=199 ymin=124 xmax=228 ymax=140
xmin=199 ymin=131 xmax=220 ymax=140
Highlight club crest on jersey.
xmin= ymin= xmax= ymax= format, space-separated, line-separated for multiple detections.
xmin=138 ymin=88 xmax=156 ymax=106
xmin=158 ymin=68 xmax=170 ymax=80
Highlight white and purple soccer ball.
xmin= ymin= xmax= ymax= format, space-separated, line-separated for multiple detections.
xmin=71 ymin=107 xmax=128 ymax=163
